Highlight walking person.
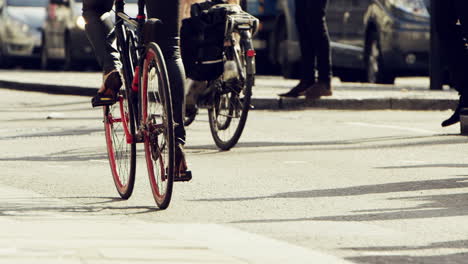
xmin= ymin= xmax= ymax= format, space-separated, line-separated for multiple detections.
xmin=433 ymin=0 xmax=468 ymax=127
xmin=279 ymin=0 xmax=333 ymax=99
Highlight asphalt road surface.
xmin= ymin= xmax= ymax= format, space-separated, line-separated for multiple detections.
xmin=1 ymin=88 xmax=468 ymax=263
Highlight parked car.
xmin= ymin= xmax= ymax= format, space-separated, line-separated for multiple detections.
xmin=271 ymin=0 xmax=431 ymax=84
xmin=244 ymin=1 xmax=277 ymax=58
xmin=0 ymin=0 xmax=47 ymax=68
xmin=41 ymin=0 xmax=138 ymax=70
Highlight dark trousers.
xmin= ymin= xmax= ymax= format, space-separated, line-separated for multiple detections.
xmin=82 ymin=0 xmax=186 ymax=144
xmin=433 ymin=0 xmax=468 ymax=97
xmin=295 ymin=0 xmax=332 ymax=83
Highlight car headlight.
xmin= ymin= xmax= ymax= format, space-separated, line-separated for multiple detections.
xmin=387 ymin=0 xmax=429 ymax=17
xmin=76 ymin=16 xmax=86 ymax=30
xmin=5 ymin=19 xmax=29 ymax=38
xmin=20 ymin=23 xmax=30 ymax=33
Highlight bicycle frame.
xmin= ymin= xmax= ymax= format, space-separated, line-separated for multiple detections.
xmin=113 ymin=0 xmax=147 ymax=143
xmin=224 ymin=9 xmax=258 ymax=86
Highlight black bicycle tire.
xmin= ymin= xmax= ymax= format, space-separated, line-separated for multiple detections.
xmin=208 ymin=44 xmax=254 ymax=150
xmin=104 ymin=22 xmax=139 ymax=199
xmin=104 ymin=94 xmax=137 ymax=199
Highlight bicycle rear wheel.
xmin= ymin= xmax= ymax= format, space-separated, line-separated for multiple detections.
xmin=208 ymin=43 xmax=254 ymax=150
xmin=103 ymin=91 xmax=136 ymax=199
xmin=141 ymin=42 xmax=175 ymax=209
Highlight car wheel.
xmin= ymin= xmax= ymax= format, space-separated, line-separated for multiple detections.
xmin=365 ymin=31 xmax=395 ymax=84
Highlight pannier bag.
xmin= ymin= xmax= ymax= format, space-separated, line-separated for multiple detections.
xmin=181 ymin=1 xmax=242 ymax=81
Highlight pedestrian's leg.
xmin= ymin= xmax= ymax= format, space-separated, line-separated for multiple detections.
xmin=312 ymin=0 xmax=332 ymax=85
xmin=450 ymin=0 xmax=468 ymax=97
xmin=278 ymin=0 xmax=316 ymax=97
xmin=305 ymin=0 xmax=332 ymax=99
xmin=296 ymin=0 xmax=316 ymax=83
xmin=434 ymin=0 xmax=468 ymax=126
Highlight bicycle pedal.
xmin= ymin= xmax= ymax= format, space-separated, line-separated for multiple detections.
xmin=174 ymin=171 xmax=192 ymax=182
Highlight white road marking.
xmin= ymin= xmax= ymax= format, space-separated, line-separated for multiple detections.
xmin=46 ymin=165 xmax=70 ymax=168
xmin=89 ymin=160 xmax=108 ymax=163
xmin=283 ymin=161 xmax=308 ymax=164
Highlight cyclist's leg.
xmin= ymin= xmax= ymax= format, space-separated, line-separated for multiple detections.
xmin=82 ymin=0 xmax=120 ymax=75
xmin=83 ymin=0 xmax=123 ymax=106
xmin=146 ymin=0 xmax=186 ymax=146
xmin=146 ymin=0 xmax=189 ymax=176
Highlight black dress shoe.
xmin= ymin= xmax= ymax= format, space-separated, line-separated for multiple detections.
xmin=442 ymin=96 xmax=467 ymax=127
xmin=278 ymin=80 xmax=314 ymax=97
xmin=441 ymin=108 xmax=460 ymax=127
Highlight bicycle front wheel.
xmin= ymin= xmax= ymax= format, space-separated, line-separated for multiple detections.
xmin=141 ymin=42 xmax=175 ymax=209
xmin=103 ymin=92 xmax=136 ymax=199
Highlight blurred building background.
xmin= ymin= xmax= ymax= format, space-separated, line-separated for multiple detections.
xmin=0 ymin=0 xmax=442 ymax=87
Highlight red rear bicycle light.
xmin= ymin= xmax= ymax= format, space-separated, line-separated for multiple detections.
xmin=246 ymin=49 xmax=256 ymax=57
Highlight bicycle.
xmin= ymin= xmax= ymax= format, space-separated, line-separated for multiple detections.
xmin=103 ymin=0 xmax=184 ymax=209
xmin=183 ymin=3 xmax=258 ymax=151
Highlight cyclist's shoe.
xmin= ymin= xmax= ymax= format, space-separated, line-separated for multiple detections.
xmin=91 ymin=70 xmax=122 ymax=107
xmin=305 ymin=81 xmax=333 ymax=100
xmin=174 ymin=143 xmax=192 ymax=182
xmin=442 ymin=95 xmax=467 ymax=127
xmin=278 ymin=80 xmax=314 ymax=98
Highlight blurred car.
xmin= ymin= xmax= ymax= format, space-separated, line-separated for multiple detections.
xmin=41 ymin=0 xmax=138 ymax=70
xmin=0 ymin=0 xmax=47 ymax=68
xmin=244 ymin=0 xmax=278 ymax=71
xmin=271 ymin=0 xmax=431 ymax=84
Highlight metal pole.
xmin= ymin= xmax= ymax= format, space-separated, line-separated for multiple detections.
xmin=430 ymin=0 xmax=443 ymax=90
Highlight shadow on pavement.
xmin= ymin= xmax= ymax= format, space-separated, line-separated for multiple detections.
xmin=228 ymin=190 xmax=468 ymax=223
xmin=349 ymin=253 xmax=468 ymax=264
xmin=344 ymin=240 xmax=468 ymax=264
xmin=378 ymin=164 xmax=468 ymax=169
xmin=0 ymin=196 xmax=161 ymax=216
xmin=343 ymin=239 xmax=468 ymax=252
xmin=6 ymin=117 xmax=102 ymax=122
xmin=194 ymin=177 xmax=468 ymax=202
xmin=0 ymin=127 xmax=102 ymax=141
xmin=188 ymin=134 xmax=467 ymax=153
xmin=0 ymin=148 xmax=108 ymax=162
xmin=188 ymin=177 xmax=468 ymax=224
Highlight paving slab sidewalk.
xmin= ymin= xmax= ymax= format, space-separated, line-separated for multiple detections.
xmin=0 ymin=185 xmax=354 ymax=264
xmin=0 ymin=70 xmax=459 ymax=110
